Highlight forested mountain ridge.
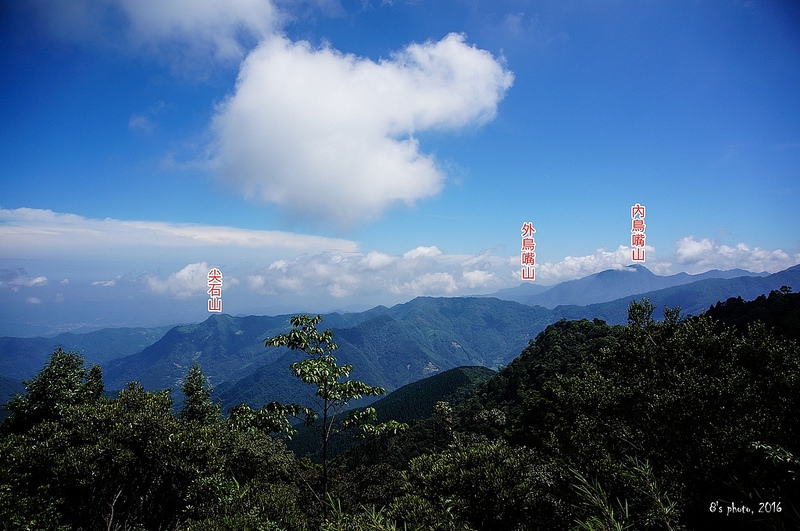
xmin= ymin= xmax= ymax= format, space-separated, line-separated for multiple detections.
xmin=351 ymin=292 xmax=800 ymax=530
xmin=107 ymin=264 xmax=800 ymax=410
xmin=214 ymin=298 xmax=554 ymax=410
xmin=368 ymin=365 xmax=495 ymax=425
xmin=479 ymin=290 xmax=800 ymax=528
xmin=2 ymin=292 xmax=798 ymax=529
xmin=0 ymin=325 xmax=172 ymax=380
xmin=703 ymin=287 xmax=800 ymax=341
xmin=2 ymin=264 xmax=798 ymax=415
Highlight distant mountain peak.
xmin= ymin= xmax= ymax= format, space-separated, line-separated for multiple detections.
xmin=595 ymin=264 xmax=654 ymax=277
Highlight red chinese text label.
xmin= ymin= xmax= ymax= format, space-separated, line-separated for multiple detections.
xmin=631 ymin=203 xmax=646 ymax=262
xmin=208 ymin=268 xmax=222 ymax=313
xmin=521 ymin=222 xmax=536 ymax=281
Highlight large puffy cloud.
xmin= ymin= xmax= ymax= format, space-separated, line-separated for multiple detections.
xmin=210 ymin=33 xmax=514 ymax=226
xmin=28 ymin=2 xmax=514 ymax=225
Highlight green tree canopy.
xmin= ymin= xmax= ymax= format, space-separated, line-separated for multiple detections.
xmin=3 ymin=346 xmax=104 ymax=434
xmin=180 ymin=363 xmax=220 ymax=426
xmin=264 ymin=314 xmax=406 ymax=503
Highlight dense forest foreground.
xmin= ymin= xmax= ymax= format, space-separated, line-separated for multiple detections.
xmin=2 ymin=290 xmax=799 ymax=530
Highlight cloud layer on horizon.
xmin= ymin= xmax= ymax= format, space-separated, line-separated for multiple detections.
xmin=2 ymin=207 xmax=798 ymax=338
xmin=532 ymin=236 xmax=800 ymax=285
xmin=3 ymin=210 xmax=798 ymax=301
xmin=244 ymin=245 xmax=507 ymax=300
xmin=674 ymin=236 xmax=797 ymax=273
xmin=0 ymin=208 xmax=357 ymax=258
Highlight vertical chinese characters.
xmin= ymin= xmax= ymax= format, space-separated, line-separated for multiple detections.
xmin=631 ymin=203 xmax=646 ymax=262
xmin=207 ymin=268 xmax=223 ymax=312
xmin=521 ymin=222 xmax=536 ymax=281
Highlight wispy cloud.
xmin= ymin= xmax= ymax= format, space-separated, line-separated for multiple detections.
xmin=28 ymin=0 xmax=279 ymax=71
xmin=128 ymin=101 xmax=166 ymax=135
xmin=0 ymin=268 xmax=48 ymax=291
xmin=117 ymin=0 xmax=277 ymax=63
xmin=0 ymin=208 xmax=358 ymax=257
xmin=210 ymin=33 xmax=513 ymax=226
xmin=128 ymin=114 xmax=154 ymax=134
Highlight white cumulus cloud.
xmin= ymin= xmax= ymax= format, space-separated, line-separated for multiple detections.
xmin=531 ymin=237 xmax=799 ymax=285
xmin=462 ymin=269 xmax=496 ymax=289
xmin=246 ymin=246 xmax=509 ymax=300
xmin=210 ymin=33 xmax=513 ymax=226
xmin=145 ymin=262 xmax=213 ymax=298
xmin=675 ymin=236 xmax=798 ymax=273
xmin=403 ymin=246 xmax=443 ymax=260
xmin=533 ymin=245 xmax=642 ymax=284
xmin=27 ymin=2 xmax=514 ymax=225
xmin=400 ymin=272 xmax=459 ymax=295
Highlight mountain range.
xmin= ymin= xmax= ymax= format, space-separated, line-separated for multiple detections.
xmin=0 ymin=325 xmax=173 ymax=381
xmin=2 ymin=264 xmax=798 ymax=412
xmin=488 ymin=264 xmax=769 ymax=307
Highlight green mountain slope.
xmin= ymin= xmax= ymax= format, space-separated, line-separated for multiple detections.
xmin=288 ymin=365 xmax=496 ymax=460
xmin=103 ymin=314 xmax=291 ymax=392
xmin=215 ymin=298 xmax=553 ymax=410
xmin=0 ymin=374 xmax=25 ymax=420
xmin=369 ymin=365 xmax=495 ymax=425
xmin=0 ymin=325 xmax=172 ymax=380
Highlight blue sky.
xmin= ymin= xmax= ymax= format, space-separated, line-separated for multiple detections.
xmin=1 ymin=0 xmax=799 ymax=335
